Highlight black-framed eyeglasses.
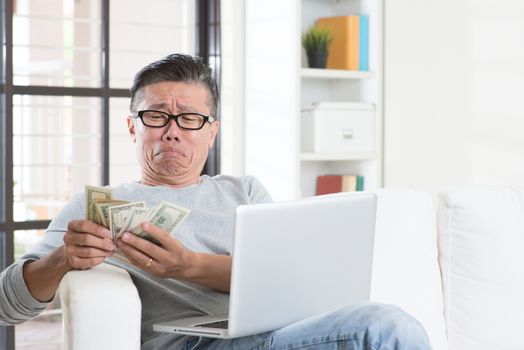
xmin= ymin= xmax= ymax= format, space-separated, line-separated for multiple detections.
xmin=132 ymin=110 xmax=215 ymax=130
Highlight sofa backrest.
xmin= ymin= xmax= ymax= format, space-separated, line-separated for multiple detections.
xmin=372 ymin=188 xmax=448 ymax=349
xmin=438 ymin=186 xmax=524 ymax=350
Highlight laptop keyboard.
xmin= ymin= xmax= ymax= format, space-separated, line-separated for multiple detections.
xmin=194 ymin=320 xmax=229 ymax=329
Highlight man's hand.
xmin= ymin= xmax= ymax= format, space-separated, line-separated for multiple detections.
xmin=23 ymin=219 xmax=116 ymax=303
xmin=116 ymin=222 xmax=192 ymax=278
xmin=63 ymin=219 xmax=116 ymax=270
xmin=116 ymin=222 xmax=232 ymax=292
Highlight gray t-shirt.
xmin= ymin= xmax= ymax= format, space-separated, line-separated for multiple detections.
xmin=0 ymin=175 xmax=272 ymax=349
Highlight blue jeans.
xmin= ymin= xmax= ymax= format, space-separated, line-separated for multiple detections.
xmin=184 ymin=302 xmax=431 ymax=350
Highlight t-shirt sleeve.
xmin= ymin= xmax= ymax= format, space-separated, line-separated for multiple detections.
xmin=242 ymin=176 xmax=273 ymax=204
xmin=0 ymin=259 xmax=50 ymax=325
xmin=0 ymin=193 xmax=84 ymax=325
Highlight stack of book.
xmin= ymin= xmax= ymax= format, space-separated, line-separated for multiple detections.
xmin=316 ymin=15 xmax=369 ymax=71
xmin=315 ymin=175 xmax=365 ymax=196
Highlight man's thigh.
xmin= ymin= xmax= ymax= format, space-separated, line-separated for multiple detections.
xmin=187 ymin=303 xmax=393 ymax=350
xmin=188 ymin=302 xmax=429 ymax=350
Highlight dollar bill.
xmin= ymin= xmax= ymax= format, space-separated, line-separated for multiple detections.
xmin=95 ymin=199 xmax=129 ymax=228
xmin=131 ymin=201 xmax=190 ymax=244
xmin=84 ymin=184 xmax=191 ymax=245
xmin=117 ymin=207 xmax=150 ymax=240
xmin=108 ymin=202 xmax=145 ymax=241
xmin=151 ymin=201 xmax=190 ymax=233
xmin=85 ymin=185 xmax=112 ymax=222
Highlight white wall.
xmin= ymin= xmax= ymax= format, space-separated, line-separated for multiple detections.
xmin=243 ymin=0 xmax=300 ymax=201
xmin=384 ymin=0 xmax=524 ymax=198
xmin=220 ymin=0 xmax=245 ymax=176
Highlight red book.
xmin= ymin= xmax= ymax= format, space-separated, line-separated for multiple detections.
xmin=315 ymin=175 xmax=343 ymax=195
xmin=315 ymin=175 xmax=363 ymax=195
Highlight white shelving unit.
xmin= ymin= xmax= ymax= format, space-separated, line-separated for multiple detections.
xmin=244 ymin=0 xmax=383 ymax=201
xmin=300 ymin=152 xmax=379 ymax=161
xmin=298 ymin=0 xmax=383 ymax=198
xmin=301 ymin=68 xmax=375 ymax=80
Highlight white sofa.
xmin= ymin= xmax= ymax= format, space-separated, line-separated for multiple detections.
xmin=59 ymin=186 xmax=524 ymax=350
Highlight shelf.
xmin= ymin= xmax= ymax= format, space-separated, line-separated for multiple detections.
xmin=300 ymin=152 xmax=379 ymax=161
xmin=301 ymin=68 xmax=374 ymax=80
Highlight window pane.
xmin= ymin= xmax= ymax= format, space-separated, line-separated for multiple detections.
xmin=14 ymin=230 xmax=62 ymax=350
xmin=109 ymin=0 xmax=196 ymax=88
xmin=110 ymin=97 xmax=140 ymax=185
xmin=13 ymin=0 xmax=101 ymax=87
xmin=13 ymin=95 xmax=102 ymax=221
xmin=14 ymin=229 xmax=47 ymax=261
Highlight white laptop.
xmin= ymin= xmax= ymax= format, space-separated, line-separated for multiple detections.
xmin=153 ymin=192 xmax=377 ymax=339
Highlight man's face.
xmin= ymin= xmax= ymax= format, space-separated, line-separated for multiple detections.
xmin=127 ymin=81 xmax=219 ymax=186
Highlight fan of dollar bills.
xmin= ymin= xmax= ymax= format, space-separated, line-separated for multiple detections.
xmin=85 ymin=185 xmax=191 ymax=244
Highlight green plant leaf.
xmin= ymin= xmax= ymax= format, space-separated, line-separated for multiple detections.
xmin=302 ymin=25 xmax=332 ymax=52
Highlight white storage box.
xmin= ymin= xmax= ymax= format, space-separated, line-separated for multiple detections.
xmin=301 ymin=102 xmax=375 ymax=153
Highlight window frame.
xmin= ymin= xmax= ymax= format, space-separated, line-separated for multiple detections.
xmin=0 ymin=0 xmax=221 ymax=348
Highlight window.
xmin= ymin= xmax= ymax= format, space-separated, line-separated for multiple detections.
xmin=13 ymin=95 xmax=102 ymax=220
xmin=0 ymin=0 xmax=220 ymax=349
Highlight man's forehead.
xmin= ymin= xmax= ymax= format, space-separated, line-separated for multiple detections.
xmin=137 ymin=81 xmax=211 ymax=111
xmin=141 ymin=82 xmax=205 ymax=98
xmin=147 ymin=101 xmax=198 ymax=112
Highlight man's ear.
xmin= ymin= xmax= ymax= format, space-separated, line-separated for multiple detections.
xmin=127 ymin=116 xmax=137 ymax=143
xmin=208 ymin=121 xmax=220 ymax=149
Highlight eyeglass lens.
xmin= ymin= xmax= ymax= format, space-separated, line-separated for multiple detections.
xmin=141 ymin=111 xmax=206 ymax=129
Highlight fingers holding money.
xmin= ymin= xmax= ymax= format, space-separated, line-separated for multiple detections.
xmin=68 ymin=219 xmax=112 ymax=240
xmin=116 ymin=232 xmax=158 ymax=269
xmin=64 ymin=219 xmax=116 ymax=270
xmin=117 ymin=223 xmax=191 ymax=278
xmin=137 ymin=222 xmax=177 ymax=248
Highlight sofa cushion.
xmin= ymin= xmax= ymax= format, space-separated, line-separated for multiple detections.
xmin=372 ymin=188 xmax=447 ymax=349
xmin=438 ymin=186 xmax=524 ymax=350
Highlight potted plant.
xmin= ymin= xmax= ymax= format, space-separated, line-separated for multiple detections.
xmin=302 ymin=25 xmax=332 ymax=69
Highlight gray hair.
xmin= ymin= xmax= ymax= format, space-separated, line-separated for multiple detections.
xmin=129 ymin=53 xmax=219 ymax=117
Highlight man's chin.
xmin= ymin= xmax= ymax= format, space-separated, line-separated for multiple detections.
xmin=154 ymin=162 xmax=188 ymax=177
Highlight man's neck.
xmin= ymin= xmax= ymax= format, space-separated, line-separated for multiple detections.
xmin=139 ymin=175 xmax=202 ymax=188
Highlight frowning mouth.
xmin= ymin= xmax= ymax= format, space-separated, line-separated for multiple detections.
xmin=155 ymin=147 xmax=185 ymax=157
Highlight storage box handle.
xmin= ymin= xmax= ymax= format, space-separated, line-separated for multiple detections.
xmin=342 ymin=128 xmax=354 ymax=139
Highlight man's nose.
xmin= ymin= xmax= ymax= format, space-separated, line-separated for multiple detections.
xmin=162 ymin=117 xmax=182 ymax=142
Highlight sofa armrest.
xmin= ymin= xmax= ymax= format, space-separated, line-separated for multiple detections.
xmin=59 ymin=263 xmax=141 ymax=350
